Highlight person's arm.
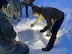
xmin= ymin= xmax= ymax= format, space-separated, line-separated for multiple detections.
xmin=31 ymin=14 xmax=43 ymax=27
xmin=40 ymin=17 xmax=52 ymax=33
xmin=36 ymin=14 xmax=43 ymax=23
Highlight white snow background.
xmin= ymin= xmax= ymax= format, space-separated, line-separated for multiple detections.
xmin=13 ymin=0 xmax=72 ymax=54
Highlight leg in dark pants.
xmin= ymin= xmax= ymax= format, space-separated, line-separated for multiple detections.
xmin=25 ymin=4 xmax=28 ymax=18
xmin=40 ymin=26 xmax=49 ymax=32
xmin=42 ymin=16 xmax=64 ymax=51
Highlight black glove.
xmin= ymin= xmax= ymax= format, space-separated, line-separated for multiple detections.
xmin=40 ymin=29 xmax=45 ymax=33
xmin=31 ymin=22 xmax=37 ymax=27
xmin=31 ymin=23 xmax=35 ymax=27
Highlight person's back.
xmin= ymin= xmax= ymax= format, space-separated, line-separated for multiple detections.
xmin=0 ymin=9 xmax=29 ymax=54
xmin=0 ymin=9 xmax=16 ymax=54
xmin=41 ymin=7 xmax=64 ymax=21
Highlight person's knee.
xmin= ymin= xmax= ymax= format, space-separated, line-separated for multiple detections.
xmin=17 ymin=41 xmax=29 ymax=54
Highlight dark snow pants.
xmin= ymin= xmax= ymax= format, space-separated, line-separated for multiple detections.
xmin=46 ymin=15 xmax=64 ymax=50
xmin=25 ymin=3 xmax=33 ymax=17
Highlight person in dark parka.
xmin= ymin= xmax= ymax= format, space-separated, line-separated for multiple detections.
xmin=31 ymin=5 xmax=64 ymax=51
xmin=21 ymin=0 xmax=35 ymax=17
xmin=0 ymin=5 xmax=29 ymax=54
xmin=12 ymin=0 xmax=22 ymax=17
xmin=6 ymin=0 xmax=22 ymax=24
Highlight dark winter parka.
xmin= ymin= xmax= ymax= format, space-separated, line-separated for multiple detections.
xmin=32 ymin=6 xmax=64 ymax=29
xmin=42 ymin=7 xmax=64 ymax=27
xmin=0 ymin=10 xmax=16 ymax=46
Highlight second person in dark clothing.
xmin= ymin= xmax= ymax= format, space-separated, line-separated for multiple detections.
xmin=31 ymin=5 xmax=64 ymax=51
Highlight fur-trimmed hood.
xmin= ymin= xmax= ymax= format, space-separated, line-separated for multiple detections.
xmin=32 ymin=5 xmax=42 ymax=13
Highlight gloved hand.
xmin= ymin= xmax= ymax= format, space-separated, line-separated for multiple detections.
xmin=31 ymin=21 xmax=38 ymax=27
xmin=40 ymin=29 xmax=45 ymax=33
xmin=31 ymin=22 xmax=37 ymax=27
xmin=31 ymin=23 xmax=35 ymax=27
